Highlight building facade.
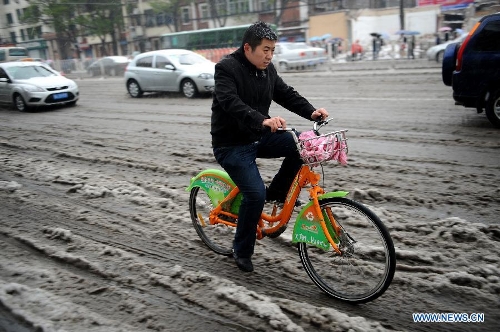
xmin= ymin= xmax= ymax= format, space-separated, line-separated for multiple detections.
xmin=1 ymin=0 xmax=497 ymax=62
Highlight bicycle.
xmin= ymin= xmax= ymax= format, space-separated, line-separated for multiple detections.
xmin=187 ymin=118 xmax=396 ymax=304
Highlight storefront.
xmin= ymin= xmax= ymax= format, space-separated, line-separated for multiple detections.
xmin=18 ymin=39 xmax=48 ymax=60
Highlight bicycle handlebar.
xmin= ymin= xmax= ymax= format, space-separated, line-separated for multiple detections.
xmin=277 ymin=117 xmax=334 ymax=141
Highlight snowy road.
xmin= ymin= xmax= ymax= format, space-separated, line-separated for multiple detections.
xmin=1 ymin=65 xmax=499 ymax=332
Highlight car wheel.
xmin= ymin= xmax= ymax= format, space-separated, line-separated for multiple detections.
xmin=279 ymin=62 xmax=288 ymax=72
xmin=127 ymin=79 xmax=143 ymax=98
xmin=181 ymin=79 xmax=198 ymax=98
xmin=485 ymin=88 xmax=500 ymax=128
xmin=442 ymin=43 xmax=459 ymax=86
xmin=13 ymin=94 xmax=29 ymax=112
xmin=436 ymin=50 xmax=444 ymax=63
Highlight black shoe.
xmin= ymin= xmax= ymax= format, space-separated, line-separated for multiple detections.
xmin=232 ymin=252 xmax=253 ymax=272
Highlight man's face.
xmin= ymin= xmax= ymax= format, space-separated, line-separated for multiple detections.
xmin=244 ymin=38 xmax=276 ymax=70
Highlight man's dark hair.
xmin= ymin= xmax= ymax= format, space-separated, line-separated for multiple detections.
xmin=241 ymin=21 xmax=278 ymax=49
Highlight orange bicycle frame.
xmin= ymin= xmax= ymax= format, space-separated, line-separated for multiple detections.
xmin=209 ymin=164 xmax=343 ymax=253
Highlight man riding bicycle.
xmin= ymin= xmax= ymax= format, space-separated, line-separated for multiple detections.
xmin=211 ymin=21 xmax=328 ymax=272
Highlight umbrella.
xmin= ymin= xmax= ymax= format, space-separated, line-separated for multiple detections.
xmin=455 ymin=28 xmax=466 ymax=35
xmin=380 ymin=32 xmax=390 ymax=39
xmin=395 ymin=30 xmax=420 ymax=36
xmin=439 ymin=27 xmax=452 ymax=32
xmin=370 ymin=32 xmax=381 ymax=37
xmin=321 ymin=33 xmax=332 ymax=40
xmin=309 ymin=36 xmax=321 ymax=42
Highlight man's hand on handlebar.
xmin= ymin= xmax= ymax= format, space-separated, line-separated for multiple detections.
xmin=311 ymin=108 xmax=329 ymax=121
xmin=263 ymin=116 xmax=286 ymax=132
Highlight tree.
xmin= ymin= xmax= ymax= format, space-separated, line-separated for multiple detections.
xmin=22 ymin=0 xmax=79 ymax=59
xmin=207 ymin=0 xmax=229 ymax=28
xmin=149 ymin=0 xmax=185 ymax=32
xmin=74 ymin=1 xmax=124 ymax=56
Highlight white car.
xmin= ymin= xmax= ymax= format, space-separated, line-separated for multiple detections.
xmin=426 ymin=34 xmax=467 ymax=63
xmin=125 ymin=49 xmax=215 ymax=98
xmin=272 ymin=42 xmax=328 ymax=72
xmin=0 ymin=61 xmax=79 ymax=111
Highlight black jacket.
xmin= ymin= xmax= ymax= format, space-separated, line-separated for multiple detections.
xmin=211 ymin=47 xmax=316 ymax=147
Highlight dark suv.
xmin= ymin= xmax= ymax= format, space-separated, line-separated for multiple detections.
xmin=442 ymin=12 xmax=500 ymax=128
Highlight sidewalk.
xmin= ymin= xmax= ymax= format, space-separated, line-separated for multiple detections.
xmin=327 ymin=57 xmax=441 ymax=72
xmin=64 ymin=58 xmax=441 ymax=80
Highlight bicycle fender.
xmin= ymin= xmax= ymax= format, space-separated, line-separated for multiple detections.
xmin=186 ymin=169 xmax=241 ymax=213
xmin=292 ymin=191 xmax=349 ymax=250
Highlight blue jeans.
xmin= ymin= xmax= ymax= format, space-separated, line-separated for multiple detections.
xmin=213 ymin=131 xmax=302 ymax=258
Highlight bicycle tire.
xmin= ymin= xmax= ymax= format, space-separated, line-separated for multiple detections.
xmin=298 ymin=197 xmax=396 ymax=304
xmin=189 ymin=187 xmax=234 ymax=256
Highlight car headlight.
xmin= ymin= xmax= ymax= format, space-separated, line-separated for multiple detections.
xmin=22 ymin=85 xmax=45 ymax=92
xmin=198 ymin=73 xmax=214 ymax=80
xmin=67 ymin=82 xmax=78 ymax=89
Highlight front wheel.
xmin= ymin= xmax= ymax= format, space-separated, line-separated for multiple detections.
xmin=298 ymin=197 xmax=396 ymax=304
xmin=127 ymin=79 xmax=143 ymax=98
xmin=189 ymin=187 xmax=235 ymax=256
xmin=181 ymin=79 xmax=198 ymax=98
xmin=13 ymin=94 xmax=29 ymax=112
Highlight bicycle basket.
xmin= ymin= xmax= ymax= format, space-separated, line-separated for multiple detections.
xmin=298 ymin=130 xmax=348 ymax=167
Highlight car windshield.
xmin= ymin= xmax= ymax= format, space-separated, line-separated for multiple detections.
xmin=7 ymin=65 xmax=56 ymax=79
xmin=169 ymin=53 xmax=207 ymax=65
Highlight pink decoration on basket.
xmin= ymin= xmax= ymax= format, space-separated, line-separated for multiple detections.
xmin=298 ymin=130 xmax=348 ymax=166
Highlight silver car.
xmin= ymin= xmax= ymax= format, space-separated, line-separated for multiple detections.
xmin=272 ymin=42 xmax=328 ymax=72
xmin=426 ymin=34 xmax=467 ymax=63
xmin=125 ymin=49 xmax=215 ymax=98
xmin=0 ymin=61 xmax=79 ymax=111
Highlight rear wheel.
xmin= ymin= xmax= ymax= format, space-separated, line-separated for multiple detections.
xmin=181 ymin=79 xmax=198 ymax=98
xmin=485 ymin=88 xmax=500 ymax=128
xmin=189 ymin=187 xmax=234 ymax=256
xmin=298 ymin=197 xmax=396 ymax=303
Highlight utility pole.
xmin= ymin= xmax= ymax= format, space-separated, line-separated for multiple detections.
xmin=122 ymin=0 xmax=134 ymax=54
xmin=400 ymin=0 xmax=405 ymax=30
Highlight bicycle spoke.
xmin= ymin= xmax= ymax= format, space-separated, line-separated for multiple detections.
xmin=189 ymin=187 xmax=234 ymax=256
xmin=298 ymin=197 xmax=395 ymax=303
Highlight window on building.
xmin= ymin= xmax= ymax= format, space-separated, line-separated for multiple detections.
xmin=6 ymin=13 xmax=14 ymax=25
xmin=156 ymin=13 xmax=166 ymax=26
xmin=16 ymin=8 xmax=23 ymax=21
xmin=3 ymin=0 xmax=10 ymax=5
xmin=182 ymin=7 xmax=190 ymax=24
xmin=10 ymin=32 xmax=16 ymax=43
xmin=199 ymin=4 xmax=209 ymax=21
xmin=145 ymin=9 xmax=155 ymax=27
xmin=215 ymin=0 xmax=227 ymax=15
xmin=259 ymin=0 xmax=272 ymax=12
xmin=27 ymin=27 xmax=33 ymax=39
xmin=20 ymin=29 xmax=25 ymax=41
xmin=314 ymin=0 xmax=333 ymax=11
xmin=229 ymin=0 xmax=249 ymax=15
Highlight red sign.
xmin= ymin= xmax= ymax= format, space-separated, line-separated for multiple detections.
xmin=418 ymin=0 xmax=473 ymax=7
